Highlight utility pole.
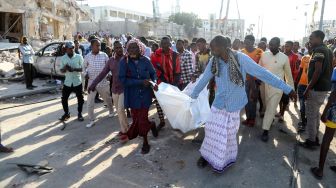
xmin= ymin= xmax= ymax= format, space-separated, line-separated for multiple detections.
xmin=319 ymin=0 xmax=326 ymax=30
xmin=223 ymin=0 xmax=230 ymax=35
xmin=218 ymin=0 xmax=224 ymax=31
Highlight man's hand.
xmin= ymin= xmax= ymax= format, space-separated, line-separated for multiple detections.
xmin=191 ymin=75 xmax=197 ymax=83
xmin=289 ymin=90 xmax=297 ymax=102
xmin=87 ymin=85 xmax=96 ymax=94
xmin=321 ymin=110 xmax=328 ymax=123
xmin=143 ymin=80 xmax=150 ymax=87
xmin=303 ymin=88 xmax=310 ymax=100
xmin=66 ymin=65 xmax=73 ymax=72
xmin=153 ymin=84 xmax=158 ymax=91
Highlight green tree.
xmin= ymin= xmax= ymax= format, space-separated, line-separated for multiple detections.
xmin=168 ymin=12 xmax=203 ymax=38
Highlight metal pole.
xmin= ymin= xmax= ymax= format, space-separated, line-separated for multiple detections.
xmin=224 ymin=0 xmax=230 ymax=34
xmin=319 ymin=0 xmax=326 ymax=30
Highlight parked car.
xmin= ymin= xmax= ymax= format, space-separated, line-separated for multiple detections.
xmin=33 ymin=42 xmax=89 ymax=77
xmin=33 ymin=42 xmax=66 ymax=77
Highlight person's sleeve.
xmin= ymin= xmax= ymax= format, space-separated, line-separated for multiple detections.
xmin=105 ymin=54 xmax=109 ymax=63
xmin=83 ymin=56 xmax=89 ymax=73
xmin=148 ymin=60 xmax=157 ymax=82
xmin=91 ymin=60 xmax=110 ymax=87
xmin=30 ymin=45 xmax=35 ymax=55
xmin=60 ymin=56 xmax=66 ymax=69
xmin=119 ymin=58 xmax=144 ymax=86
xmin=79 ymin=56 xmax=84 ymax=67
xmin=240 ymin=52 xmax=293 ymax=94
xmin=18 ymin=46 xmax=29 ymax=55
xmin=176 ymin=54 xmax=181 ymax=74
xmin=283 ymin=57 xmax=295 ymax=88
xmin=312 ymin=48 xmax=325 ymax=62
xmin=190 ymin=57 xmax=214 ymax=99
xmin=331 ymin=68 xmax=336 ymax=91
xmin=186 ymin=53 xmax=194 ymax=77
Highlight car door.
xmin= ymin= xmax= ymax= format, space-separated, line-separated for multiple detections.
xmin=34 ymin=43 xmax=60 ymax=76
xmin=54 ymin=43 xmax=66 ymax=76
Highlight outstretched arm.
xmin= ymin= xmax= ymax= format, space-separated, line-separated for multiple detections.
xmin=240 ymin=53 xmax=293 ymax=95
xmin=190 ymin=58 xmax=214 ymax=99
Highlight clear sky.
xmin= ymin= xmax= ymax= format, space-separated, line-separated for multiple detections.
xmin=83 ymin=0 xmax=336 ymax=41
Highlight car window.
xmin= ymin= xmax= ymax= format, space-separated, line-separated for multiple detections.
xmin=42 ymin=43 xmax=60 ymax=57
xmin=56 ymin=44 xmax=66 ymax=57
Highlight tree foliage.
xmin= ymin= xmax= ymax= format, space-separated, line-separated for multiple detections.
xmin=168 ymin=12 xmax=203 ymax=38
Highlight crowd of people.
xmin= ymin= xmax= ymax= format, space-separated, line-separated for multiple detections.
xmin=2 ymin=29 xmax=336 ymax=180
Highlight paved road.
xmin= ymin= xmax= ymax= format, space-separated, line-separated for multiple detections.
xmin=0 ymin=94 xmax=336 ymax=188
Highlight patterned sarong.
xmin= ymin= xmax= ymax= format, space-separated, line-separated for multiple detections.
xmin=200 ymin=107 xmax=240 ymax=173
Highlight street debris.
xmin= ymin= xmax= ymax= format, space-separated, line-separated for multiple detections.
xmin=9 ymin=162 xmax=53 ymax=176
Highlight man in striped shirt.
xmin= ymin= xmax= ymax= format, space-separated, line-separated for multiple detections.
xmin=176 ymin=39 xmax=194 ymax=90
xmin=85 ymin=39 xmax=114 ymax=128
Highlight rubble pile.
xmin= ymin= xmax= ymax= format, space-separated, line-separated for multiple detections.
xmin=0 ymin=51 xmax=20 ymax=65
xmin=0 ymin=51 xmax=22 ymax=79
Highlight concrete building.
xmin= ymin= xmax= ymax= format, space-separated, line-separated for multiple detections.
xmin=312 ymin=20 xmax=336 ymax=39
xmin=80 ymin=5 xmax=152 ymax=23
xmin=0 ymin=0 xmax=89 ymax=42
xmin=202 ymin=17 xmax=245 ymax=40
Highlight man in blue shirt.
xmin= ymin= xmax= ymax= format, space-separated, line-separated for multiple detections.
xmin=59 ymin=41 xmax=85 ymax=122
xmin=190 ymin=35 xmax=296 ymax=173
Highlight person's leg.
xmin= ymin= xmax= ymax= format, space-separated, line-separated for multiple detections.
xmin=61 ymin=85 xmax=72 ymax=115
xmin=74 ymin=84 xmax=84 ymax=117
xmin=95 ymin=93 xmax=103 ymax=103
xmin=138 ymin=109 xmax=156 ymax=154
xmin=244 ymin=82 xmax=251 ymax=121
xmin=126 ymin=109 xmax=139 ymax=140
xmin=154 ymin=99 xmax=165 ymax=127
xmin=297 ymin=85 xmax=307 ymax=132
xmin=305 ymin=91 xmax=326 ymax=143
xmin=259 ymin=83 xmax=266 ymax=114
xmin=314 ymin=91 xmax=328 ymax=142
xmin=261 ymin=92 xmax=283 ymax=141
xmin=279 ymin=94 xmax=289 ymax=122
xmin=84 ymin=77 xmax=88 ymax=91
xmin=23 ymin=63 xmax=31 ymax=88
xmin=28 ymin=63 xmax=34 ymax=86
xmin=298 ymin=85 xmax=307 ymax=122
xmin=311 ymin=126 xmax=336 ymax=178
xmin=222 ymin=111 xmax=241 ymax=170
xmin=87 ymin=90 xmax=97 ymax=122
xmin=97 ymin=87 xmax=113 ymax=115
xmin=113 ymin=93 xmax=128 ymax=133
xmin=0 ymin=128 xmax=13 ymax=153
xmin=279 ymin=95 xmax=285 ymax=116
xmin=250 ymin=84 xmax=258 ymax=122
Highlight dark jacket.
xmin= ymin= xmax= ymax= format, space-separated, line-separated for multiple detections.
xmin=119 ymin=56 xmax=157 ymax=109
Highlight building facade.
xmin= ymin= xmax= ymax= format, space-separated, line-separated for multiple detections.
xmin=0 ymin=0 xmax=88 ymax=42
xmin=80 ymin=5 xmax=152 ymax=23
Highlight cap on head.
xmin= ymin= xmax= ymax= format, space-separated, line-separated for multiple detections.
xmin=65 ymin=41 xmax=75 ymax=49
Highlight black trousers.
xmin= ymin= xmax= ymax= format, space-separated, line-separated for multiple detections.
xmin=62 ymin=84 xmax=84 ymax=115
xmin=23 ymin=63 xmax=34 ymax=88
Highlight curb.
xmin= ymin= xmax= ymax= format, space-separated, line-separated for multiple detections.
xmin=0 ymin=86 xmax=59 ymax=100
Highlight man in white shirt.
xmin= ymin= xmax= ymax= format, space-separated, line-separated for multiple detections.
xmin=85 ymin=39 xmax=114 ymax=128
xmin=18 ymin=36 xmax=36 ymax=90
xmin=259 ymin=37 xmax=295 ymax=142
xmin=139 ymin=37 xmax=152 ymax=58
